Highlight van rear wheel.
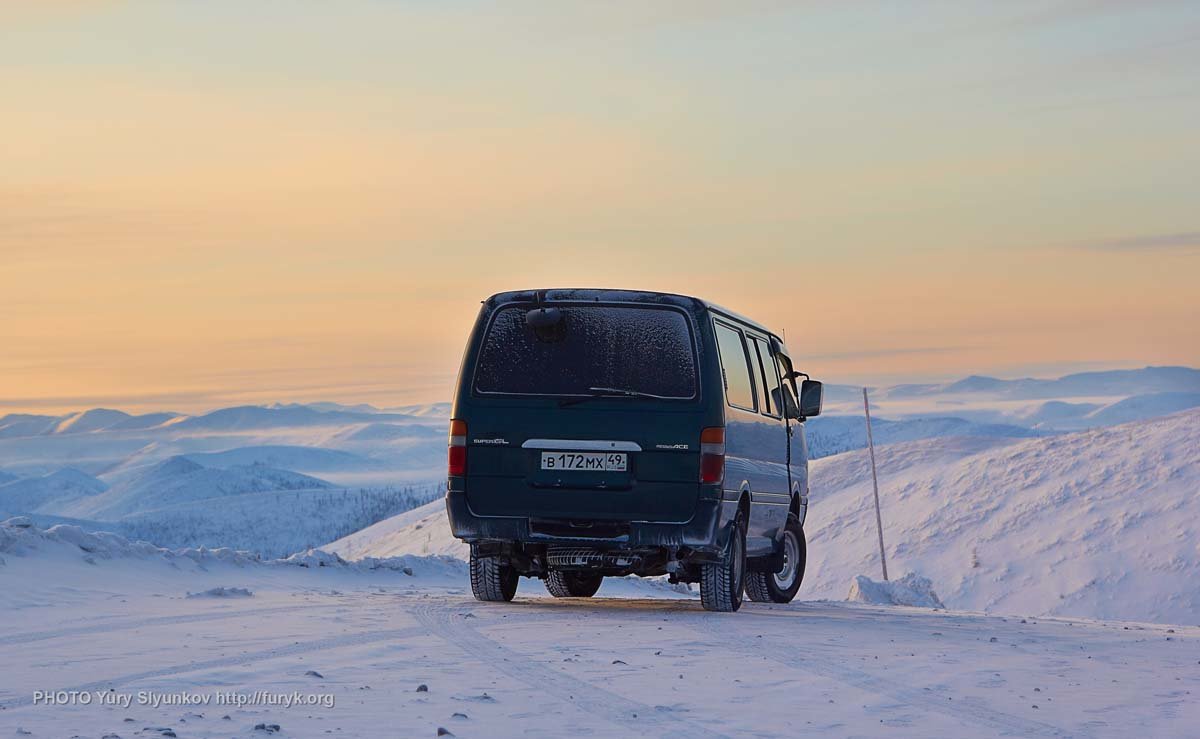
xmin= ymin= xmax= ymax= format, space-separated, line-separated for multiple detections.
xmin=545 ymin=571 xmax=603 ymax=598
xmin=745 ymin=514 xmax=806 ymax=604
xmin=469 ymin=544 xmax=519 ymax=602
xmin=700 ymin=513 xmax=746 ymax=612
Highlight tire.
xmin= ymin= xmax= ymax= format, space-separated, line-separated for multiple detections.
xmin=745 ymin=514 xmax=806 ymax=604
xmin=700 ymin=512 xmax=747 ymax=612
xmin=544 ymin=571 xmax=603 ymax=598
xmin=469 ymin=544 xmax=519 ymax=602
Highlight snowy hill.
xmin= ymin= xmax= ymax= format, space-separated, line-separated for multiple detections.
xmin=0 ymin=468 xmax=108 ymax=515
xmin=54 ymin=457 xmax=333 ymax=520
xmin=115 ymin=483 xmax=445 ymax=558
xmin=803 ymin=409 xmax=1200 ymax=624
xmin=1016 ymin=399 xmax=1104 ymax=427
xmin=1082 ymin=391 xmax=1200 ymax=426
xmin=0 ymin=413 xmax=61 ymax=438
xmin=1011 ymin=392 xmax=1200 ymax=430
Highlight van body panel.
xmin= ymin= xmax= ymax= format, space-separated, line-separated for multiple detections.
xmin=447 ymin=288 xmax=812 ymax=572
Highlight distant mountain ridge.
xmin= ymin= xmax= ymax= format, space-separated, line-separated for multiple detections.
xmin=882 ymin=366 xmax=1199 ymax=400
xmin=182 ymin=445 xmax=385 ymax=474
xmin=170 ymin=405 xmax=429 ymax=432
xmin=0 ymin=402 xmax=446 ymax=440
xmin=5 ymin=368 xmax=1193 ymax=440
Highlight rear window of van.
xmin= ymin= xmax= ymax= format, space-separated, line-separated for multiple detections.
xmin=473 ymin=305 xmax=698 ymax=399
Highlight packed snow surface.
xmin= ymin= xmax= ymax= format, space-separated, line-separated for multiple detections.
xmin=2 ymin=517 xmax=1197 ymax=738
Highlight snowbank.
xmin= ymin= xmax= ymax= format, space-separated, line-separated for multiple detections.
xmin=324 ymin=498 xmax=467 ymax=560
xmin=847 ymin=573 xmax=945 ymax=608
xmin=186 ymin=586 xmax=253 ymax=598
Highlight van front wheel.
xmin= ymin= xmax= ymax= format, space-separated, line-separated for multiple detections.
xmin=745 ymin=515 xmax=806 ymax=604
xmin=469 ymin=544 xmax=518 ymax=602
xmin=545 ymin=571 xmax=603 ymax=598
xmin=700 ymin=513 xmax=746 ymax=612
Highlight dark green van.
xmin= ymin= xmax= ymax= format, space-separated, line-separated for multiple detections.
xmin=445 ymin=289 xmax=823 ymax=612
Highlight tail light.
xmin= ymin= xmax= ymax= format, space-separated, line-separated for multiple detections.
xmin=448 ymin=419 xmax=467 ymax=476
xmin=699 ymin=426 xmax=725 ymax=484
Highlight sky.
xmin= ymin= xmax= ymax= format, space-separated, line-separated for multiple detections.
xmin=2 ymin=1 xmax=1198 ymax=414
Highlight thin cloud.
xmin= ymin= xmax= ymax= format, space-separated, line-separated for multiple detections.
xmin=1083 ymin=231 xmax=1200 ymax=252
xmin=807 ymin=346 xmax=973 ymax=361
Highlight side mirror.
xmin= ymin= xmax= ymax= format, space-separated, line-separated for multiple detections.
xmin=799 ymin=379 xmax=823 ymax=419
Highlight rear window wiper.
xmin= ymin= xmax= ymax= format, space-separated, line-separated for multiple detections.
xmin=558 ymin=387 xmax=670 ymax=407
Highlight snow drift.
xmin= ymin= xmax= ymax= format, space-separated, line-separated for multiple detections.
xmin=324 ymin=498 xmax=466 ymax=560
xmin=848 ymin=573 xmax=945 ymax=608
xmin=804 ymin=408 xmax=1200 ymax=624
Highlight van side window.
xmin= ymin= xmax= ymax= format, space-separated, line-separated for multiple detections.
xmin=714 ymin=322 xmax=757 ymax=411
xmin=751 ymin=337 xmax=782 ymax=417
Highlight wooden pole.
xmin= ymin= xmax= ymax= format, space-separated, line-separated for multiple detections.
xmin=863 ymin=387 xmax=889 ymax=581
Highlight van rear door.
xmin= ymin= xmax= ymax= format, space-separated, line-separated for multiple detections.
xmin=462 ymin=302 xmax=706 ymax=524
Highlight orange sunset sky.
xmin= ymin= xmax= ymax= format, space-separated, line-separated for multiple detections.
xmin=2 ymin=2 xmax=1198 ymax=414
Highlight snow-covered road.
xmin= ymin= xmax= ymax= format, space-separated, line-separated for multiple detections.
xmin=3 ymin=554 xmax=1196 ymax=738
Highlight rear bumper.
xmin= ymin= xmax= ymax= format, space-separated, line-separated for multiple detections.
xmin=445 ymin=489 xmax=723 ymax=552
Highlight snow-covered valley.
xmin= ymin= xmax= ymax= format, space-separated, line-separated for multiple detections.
xmin=0 ymin=404 xmax=449 ymax=557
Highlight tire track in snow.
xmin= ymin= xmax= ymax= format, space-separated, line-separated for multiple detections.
xmin=519 ymin=599 xmax=1068 ymax=736
xmin=686 ymin=607 xmax=1069 ymax=737
xmin=0 ymin=624 xmax=428 ymax=710
xmin=0 ymin=604 xmax=344 ymax=647
xmin=412 ymin=600 xmax=732 ymax=739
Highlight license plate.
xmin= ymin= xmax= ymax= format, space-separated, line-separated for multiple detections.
xmin=540 ymin=451 xmax=627 ymax=472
